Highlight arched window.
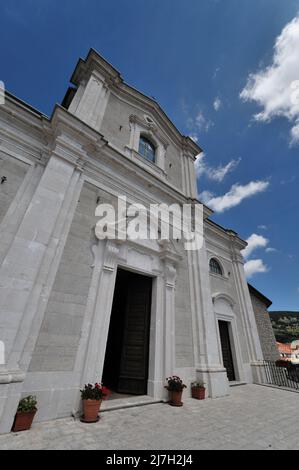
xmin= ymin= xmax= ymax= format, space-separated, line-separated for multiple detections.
xmin=209 ymin=258 xmax=223 ymax=276
xmin=138 ymin=135 xmax=156 ymax=163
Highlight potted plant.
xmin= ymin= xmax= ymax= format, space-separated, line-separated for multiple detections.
xmin=12 ymin=395 xmax=37 ymax=432
xmin=276 ymin=359 xmax=289 ymax=368
xmin=191 ymin=381 xmax=206 ymax=400
xmin=80 ymin=383 xmax=108 ymax=423
xmin=165 ymin=376 xmax=186 ymax=407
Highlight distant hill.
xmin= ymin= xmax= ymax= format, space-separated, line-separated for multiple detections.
xmin=269 ymin=312 xmax=299 ymax=343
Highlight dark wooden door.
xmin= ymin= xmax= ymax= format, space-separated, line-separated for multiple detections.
xmin=118 ymin=274 xmax=152 ymax=395
xmin=218 ymin=321 xmax=236 ymax=381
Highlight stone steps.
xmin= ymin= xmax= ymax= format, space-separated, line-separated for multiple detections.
xmin=101 ymin=395 xmax=163 ymax=412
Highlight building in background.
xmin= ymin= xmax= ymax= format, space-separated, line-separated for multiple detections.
xmin=276 ymin=341 xmax=299 ymax=364
xmin=276 ymin=342 xmax=292 ymax=361
xmin=248 ymin=284 xmax=279 ymax=362
xmin=291 ymin=341 xmax=299 ymax=365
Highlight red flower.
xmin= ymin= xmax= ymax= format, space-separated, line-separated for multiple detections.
xmin=102 ymin=386 xmax=110 ymax=400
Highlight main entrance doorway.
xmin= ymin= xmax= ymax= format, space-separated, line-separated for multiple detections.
xmin=102 ymin=268 xmax=152 ymax=395
xmin=218 ymin=320 xmax=236 ymax=381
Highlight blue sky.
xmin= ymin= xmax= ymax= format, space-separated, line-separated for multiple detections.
xmin=0 ymin=0 xmax=298 ymax=310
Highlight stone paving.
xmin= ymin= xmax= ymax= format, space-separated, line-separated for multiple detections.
xmin=0 ymin=384 xmax=298 ymax=450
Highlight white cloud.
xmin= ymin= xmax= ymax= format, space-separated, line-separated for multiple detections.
xmin=194 ymin=153 xmax=206 ymax=179
xmin=291 ymin=120 xmax=299 ymax=143
xmin=241 ymin=234 xmax=273 ymax=278
xmin=244 ymin=259 xmax=269 ymax=278
xmin=195 ymin=112 xmax=206 ymax=129
xmin=240 ymin=14 xmax=299 ymax=145
xmin=199 ymin=180 xmax=269 ymax=213
xmin=213 ymin=97 xmax=222 ymax=111
xmin=206 ymin=158 xmax=241 ymax=182
xmin=241 ymin=233 xmax=272 ymax=278
xmin=213 ymin=67 xmax=221 ymax=79
xmin=184 ymin=101 xmax=214 ymax=141
xmin=242 ymin=234 xmax=269 ymax=259
xmin=195 ymin=111 xmax=214 ymax=133
xmin=258 ymin=224 xmax=268 ymax=230
xmin=280 ymin=175 xmax=296 ymax=185
xmin=195 ymin=154 xmax=241 ymax=183
xmin=266 ymin=247 xmax=277 ymax=253
xmin=199 ymin=190 xmax=214 ymax=204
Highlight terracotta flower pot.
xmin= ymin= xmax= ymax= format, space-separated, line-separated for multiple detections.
xmin=12 ymin=409 xmax=37 ymax=432
xmin=192 ymin=386 xmax=206 ymax=400
xmin=169 ymin=390 xmax=183 ymax=407
xmin=82 ymin=399 xmax=102 ymax=422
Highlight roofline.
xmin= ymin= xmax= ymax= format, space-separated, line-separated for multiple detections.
xmin=205 ymin=218 xmax=247 ymax=248
xmin=248 ymin=283 xmax=272 ymax=308
xmin=4 ymin=90 xmax=49 ymax=119
xmin=70 ymin=48 xmax=122 ymax=86
xmin=70 ymin=48 xmax=203 ymax=157
xmin=3 ymin=50 xmax=203 ymax=159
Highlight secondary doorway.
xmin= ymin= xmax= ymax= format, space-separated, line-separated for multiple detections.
xmin=102 ymin=268 xmax=153 ymax=395
xmin=218 ymin=320 xmax=236 ymax=382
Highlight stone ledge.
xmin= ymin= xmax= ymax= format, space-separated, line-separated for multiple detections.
xmin=0 ymin=368 xmax=26 ymax=384
xmin=229 ymin=381 xmax=247 ymax=387
xmin=101 ymin=395 xmax=163 ymax=413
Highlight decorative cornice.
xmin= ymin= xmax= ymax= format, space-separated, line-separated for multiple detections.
xmin=50 ymin=105 xmax=107 ymax=148
xmin=70 ymin=49 xmax=202 ymax=158
xmin=182 ymin=136 xmax=202 ymax=160
xmin=196 ymin=366 xmax=227 ymax=374
xmin=212 ymin=292 xmax=236 ymax=308
xmin=4 ymin=54 xmax=203 ymax=159
xmin=0 ymin=368 xmax=26 ymax=384
xmin=70 ymin=49 xmax=123 ymax=90
xmin=205 ymin=219 xmax=247 ymax=251
xmin=129 ymin=114 xmax=169 ymax=149
xmin=102 ymin=241 xmax=121 ymax=273
xmin=158 ymin=239 xmax=182 ymax=265
xmin=47 ymin=105 xmax=109 ymax=170
xmin=164 ymin=262 xmax=177 ymax=289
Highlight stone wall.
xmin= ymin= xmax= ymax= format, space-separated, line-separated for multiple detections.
xmin=250 ymin=292 xmax=279 ymax=362
xmin=29 ymin=183 xmax=98 ymax=372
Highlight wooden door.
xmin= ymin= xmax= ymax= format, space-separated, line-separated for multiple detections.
xmin=218 ymin=320 xmax=236 ymax=381
xmin=117 ymin=274 xmax=152 ymax=395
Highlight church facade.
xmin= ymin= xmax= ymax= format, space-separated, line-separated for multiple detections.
xmin=0 ymin=50 xmax=265 ymax=433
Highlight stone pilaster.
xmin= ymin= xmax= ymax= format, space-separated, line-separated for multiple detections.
xmin=80 ymin=240 xmax=121 ymax=385
xmin=163 ymin=261 xmax=177 ymax=379
xmin=187 ymin=238 xmax=229 ymax=398
xmin=0 ymin=130 xmax=86 ymax=433
xmin=228 ymin=232 xmax=264 ymax=383
xmin=70 ymin=71 xmax=110 ymax=131
xmin=147 ymin=274 xmax=165 ymax=399
xmin=181 ymin=142 xmax=198 ymax=199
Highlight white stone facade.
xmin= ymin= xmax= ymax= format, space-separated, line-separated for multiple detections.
xmin=0 ymin=50 xmax=264 ymax=433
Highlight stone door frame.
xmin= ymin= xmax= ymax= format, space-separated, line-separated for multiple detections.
xmin=213 ymin=294 xmax=245 ymax=384
xmin=76 ymin=239 xmax=179 ymax=402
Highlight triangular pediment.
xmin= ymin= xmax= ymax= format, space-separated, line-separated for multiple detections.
xmin=66 ymin=49 xmax=202 ymax=159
